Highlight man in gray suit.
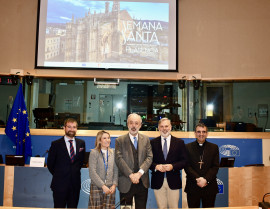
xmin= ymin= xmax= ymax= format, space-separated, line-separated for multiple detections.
xmin=115 ymin=113 xmax=153 ymax=209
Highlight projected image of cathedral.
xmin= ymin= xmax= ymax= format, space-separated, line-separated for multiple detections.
xmin=45 ymin=1 xmax=169 ymax=65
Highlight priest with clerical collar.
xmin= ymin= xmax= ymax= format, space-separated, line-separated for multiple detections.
xmin=184 ymin=123 xmax=220 ymax=208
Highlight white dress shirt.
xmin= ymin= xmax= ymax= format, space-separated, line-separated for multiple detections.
xmin=161 ymin=135 xmax=171 ymax=154
xmin=64 ymin=136 xmax=76 ymax=155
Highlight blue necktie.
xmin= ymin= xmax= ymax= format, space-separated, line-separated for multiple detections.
xmin=163 ymin=138 xmax=167 ymax=160
xmin=133 ymin=136 xmax=137 ymax=150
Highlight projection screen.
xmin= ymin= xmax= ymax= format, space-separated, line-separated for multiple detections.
xmin=35 ymin=0 xmax=178 ymax=72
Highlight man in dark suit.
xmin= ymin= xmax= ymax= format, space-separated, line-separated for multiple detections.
xmin=47 ymin=118 xmax=85 ymax=208
xmin=184 ymin=123 xmax=219 ymax=208
xmin=115 ymin=113 xmax=153 ymax=209
xmin=150 ymin=118 xmax=188 ymax=208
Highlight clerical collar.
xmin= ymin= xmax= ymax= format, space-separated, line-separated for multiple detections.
xmin=196 ymin=140 xmax=206 ymax=147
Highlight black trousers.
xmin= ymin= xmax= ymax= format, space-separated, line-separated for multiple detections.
xmin=52 ymin=186 xmax=80 ymax=208
xmin=187 ymin=192 xmax=217 ymax=208
xmin=120 ymin=181 xmax=148 ymax=209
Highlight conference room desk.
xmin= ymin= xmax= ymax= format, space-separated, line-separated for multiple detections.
xmin=1 ymin=165 xmax=269 ymax=208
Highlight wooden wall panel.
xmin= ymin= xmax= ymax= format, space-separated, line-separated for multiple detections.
xmin=2 ymin=0 xmax=270 ymax=80
xmin=229 ymin=166 xmax=270 ymax=207
xmin=3 ymin=166 xmax=14 ymax=207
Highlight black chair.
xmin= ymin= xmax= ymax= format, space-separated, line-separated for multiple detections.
xmin=235 ymin=122 xmax=246 ymax=132
xmin=199 ymin=118 xmax=216 ymax=128
xmin=33 ymin=108 xmax=54 ymax=128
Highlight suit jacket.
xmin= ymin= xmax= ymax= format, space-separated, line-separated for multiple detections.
xmin=89 ymin=148 xmax=118 ymax=188
xmin=115 ymin=133 xmax=153 ymax=193
xmin=184 ymin=140 xmax=219 ymax=195
xmin=47 ymin=136 xmax=85 ymax=192
xmin=150 ymin=135 xmax=188 ymax=190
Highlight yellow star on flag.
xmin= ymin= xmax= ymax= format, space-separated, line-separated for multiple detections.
xmin=5 ymin=83 xmax=32 ymax=157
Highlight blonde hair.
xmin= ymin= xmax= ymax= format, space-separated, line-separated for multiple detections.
xmin=94 ymin=130 xmax=112 ymax=153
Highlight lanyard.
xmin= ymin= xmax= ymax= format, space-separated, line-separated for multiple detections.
xmin=101 ymin=149 xmax=109 ymax=172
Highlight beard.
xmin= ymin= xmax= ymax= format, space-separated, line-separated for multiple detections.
xmin=66 ymin=131 xmax=76 ymax=138
xmin=129 ymin=127 xmax=138 ymax=136
xmin=160 ymin=131 xmax=171 ymax=138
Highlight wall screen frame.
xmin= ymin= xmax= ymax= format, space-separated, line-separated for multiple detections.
xmin=35 ymin=0 xmax=178 ymax=72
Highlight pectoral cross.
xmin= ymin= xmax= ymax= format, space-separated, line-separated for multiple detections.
xmin=198 ymin=159 xmax=204 ymax=169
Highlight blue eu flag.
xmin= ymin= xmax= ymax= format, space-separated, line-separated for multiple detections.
xmin=5 ymin=83 xmax=32 ymax=158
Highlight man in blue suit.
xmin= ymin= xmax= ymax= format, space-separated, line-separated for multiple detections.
xmin=150 ymin=118 xmax=188 ymax=208
xmin=47 ymin=118 xmax=85 ymax=208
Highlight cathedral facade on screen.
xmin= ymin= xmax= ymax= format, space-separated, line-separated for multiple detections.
xmin=65 ymin=2 xmax=129 ymax=63
xmin=46 ymin=1 xmax=169 ymax=64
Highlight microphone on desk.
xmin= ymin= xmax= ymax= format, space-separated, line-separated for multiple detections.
xmin=42 ymin=150 xmax=49 ymax=157
xmin=34 ymin=150 xmax=48 ymax=158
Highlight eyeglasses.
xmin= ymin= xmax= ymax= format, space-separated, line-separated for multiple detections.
xmin=65 ymin=126 xmax=77 ymax=129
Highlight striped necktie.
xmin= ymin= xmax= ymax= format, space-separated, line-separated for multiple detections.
xmin=69 ymin=140 xmax=75 ymax=163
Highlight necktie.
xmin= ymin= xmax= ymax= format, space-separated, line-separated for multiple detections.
xmin=133 ymin=136 xmax=137 ymax=150
xmin=69 ymin=140 xmax=75 ymax=163
xmin=163 ymin=138 xmax=167 ymax=160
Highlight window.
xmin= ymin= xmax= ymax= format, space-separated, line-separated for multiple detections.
xmin=1 ymin=78 xmax=269 ymax=132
